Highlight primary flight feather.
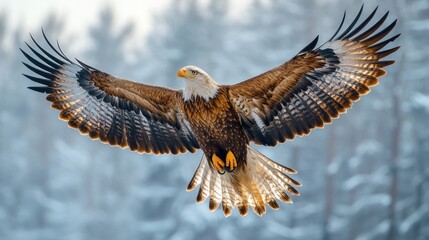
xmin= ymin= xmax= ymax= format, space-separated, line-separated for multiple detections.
xmin=22 ymin=6 xmax=399 ymax=217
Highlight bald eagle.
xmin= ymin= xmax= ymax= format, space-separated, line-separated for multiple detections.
xmin=22 ymin=6 xmax=399 ymax=216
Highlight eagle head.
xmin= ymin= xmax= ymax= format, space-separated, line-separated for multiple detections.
xmin=177 ymin=65 xmax=219 ymax=101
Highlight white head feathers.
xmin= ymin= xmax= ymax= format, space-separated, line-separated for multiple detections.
xmin=177 ymin=65 xmax=220 ymax=101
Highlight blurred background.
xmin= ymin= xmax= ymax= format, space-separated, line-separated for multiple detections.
xmin=0 ymin=0 xmax=428 ymax=239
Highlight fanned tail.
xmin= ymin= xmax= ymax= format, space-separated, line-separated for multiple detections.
xmin=186 ymin=146 xmax=301 ymax=217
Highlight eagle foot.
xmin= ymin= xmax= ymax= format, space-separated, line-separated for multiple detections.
xmin=225 ymin=151 xmax=238 ymax=172
xmin=212 ymin=153 xmax=225 ymax=174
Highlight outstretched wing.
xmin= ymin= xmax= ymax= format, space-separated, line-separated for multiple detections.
xmin=229 ymin=6 xmax=400 ymax=146
xmin=22 ymin=32 xmax=200 ymax=154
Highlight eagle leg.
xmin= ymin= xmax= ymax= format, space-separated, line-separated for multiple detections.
xmin=225 ymin=151 xmax=238 ymax=172
xmin=212 ymin=153 xmax=225 ymax=174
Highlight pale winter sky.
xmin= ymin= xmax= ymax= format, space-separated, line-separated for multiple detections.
xmin=1 ymin=0 xmax=168 ymax=35
xmin=0 ymin=0 xmax=250 ymax=57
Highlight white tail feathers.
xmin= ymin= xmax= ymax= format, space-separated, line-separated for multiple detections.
xmin=186 ymin=146 xmax=301 ymax=217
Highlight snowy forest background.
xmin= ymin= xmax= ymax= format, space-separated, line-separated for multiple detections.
xmin=0 ymin=0 xmax=428 ymax=239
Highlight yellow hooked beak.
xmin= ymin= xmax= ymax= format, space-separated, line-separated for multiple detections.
xmin=177 ymin=67 xmax=188 ymax=78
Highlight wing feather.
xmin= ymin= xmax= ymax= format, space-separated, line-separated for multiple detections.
xmin=229 ymin=7 xmax=399 ymax=146
xmin=22 ymin=32 xmax=200 ymax=154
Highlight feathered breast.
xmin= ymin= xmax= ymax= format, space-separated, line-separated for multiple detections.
xmin=182 ymin=87 xmax=231 ymax=130
xmin=181 ymin=87 xmax=248 ymax=150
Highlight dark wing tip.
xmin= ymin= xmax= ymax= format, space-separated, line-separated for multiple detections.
xmin=28 ymin=86 xmax=53 ymax=93
xmin=336 ymin=4 xmax=364 ymax=40
xmin=327 ymin=11 xmax=347 ymax=42
xmin=23 ymin=74 xmax=52 ymax=86
xmin=40 ymin=29 xmax=73 ymax=64
xmin=75 ymin=58 xmax=99 ymax=71
xmin=298 ymin=35 xmax=319 ymax=54
xmin=342 ymin=6 xmax=379 ymax=40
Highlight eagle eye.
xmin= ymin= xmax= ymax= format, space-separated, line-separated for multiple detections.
xmin=191 ymin=70 xmax=198 ymax=75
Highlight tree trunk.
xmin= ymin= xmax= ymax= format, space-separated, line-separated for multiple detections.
xmin=322 ymin=126 xmax=336 ymax=240
xmin=387 ymin=50 xmax=405 ymax=240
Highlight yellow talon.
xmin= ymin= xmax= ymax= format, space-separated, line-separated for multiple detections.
xmin=226 ymin=151 xmax=237 ymax=172
xmin=212 ymin=153 xmax=225 ymax=173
